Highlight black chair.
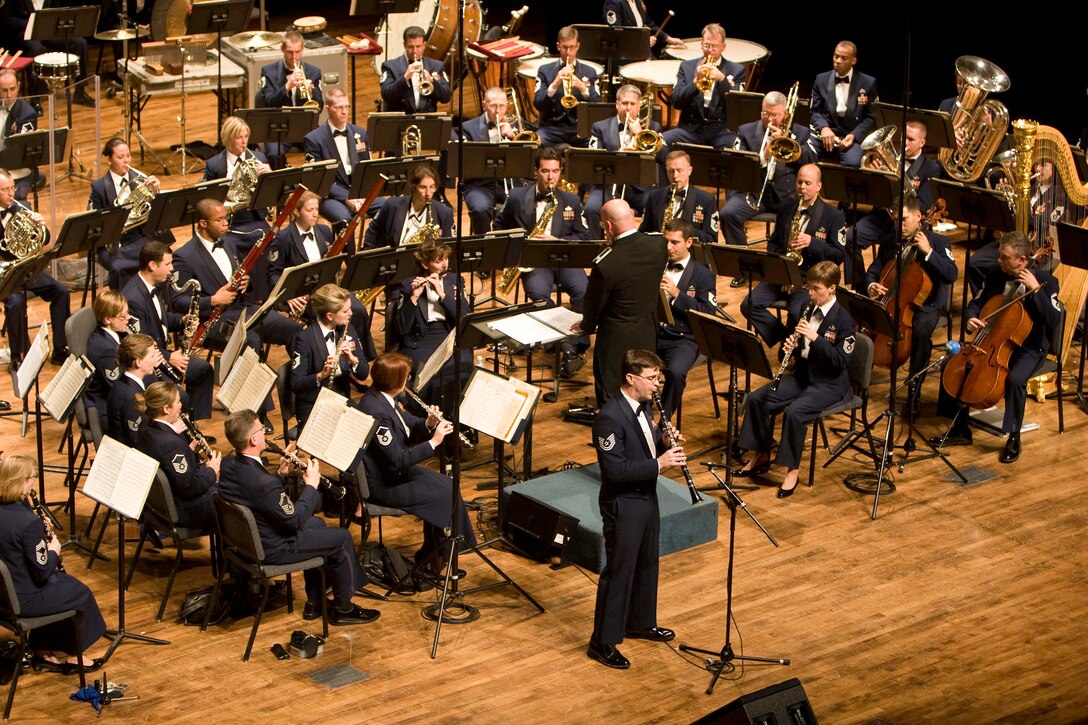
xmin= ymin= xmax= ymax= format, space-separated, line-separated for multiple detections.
xmin=125 ymin=471 xmax=219 ymax=621
xmin=1029 ymin=300 xmax=1066 ymax=434
xmin=274 ymin=362 xmax=298 ymax=442
xmin=0 ymin=561 xmax=86 ymax=720
xmin=807 ymin=332 xmax=877 ymax=486
xmin=347 ymin=465 xmax=411 ymax=552
xmin=203 ymin=495 xmax=327 ymax=662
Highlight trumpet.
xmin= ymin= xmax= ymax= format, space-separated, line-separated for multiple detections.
xmin=292 ymin=63 xmax=320 ymax=108
xmin=264 ymin=440 xmax=347 ymax=500
xmin=694 ymin=54 xmax=716 ymax=94
xmin=402 ymin=386 xmax=474 ymax=448
xmin=560 ymin=61 xmax=579 ymax=109
xmin=412 ymin=60 xmax=434 ymax=96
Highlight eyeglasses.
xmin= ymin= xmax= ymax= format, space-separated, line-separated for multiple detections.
xmin=638 ymin=374 xmax=660 ymax=384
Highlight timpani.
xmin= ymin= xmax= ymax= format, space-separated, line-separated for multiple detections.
xmin=619 ymin=59 xmax=681 ymax=128
xmin=665 ymin=37 xmax=770 ymax=90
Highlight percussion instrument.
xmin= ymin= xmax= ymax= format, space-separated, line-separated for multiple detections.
xmin=665 ymin=37 xmax=770 ymax=89
xmin=372 ymin=0 xmax=483 ymax=75
xmin=94 ymin=27 xmax=150 ymax=42
xmin=33 ymin=52 xmax=79 ymax=93
xmin=619 ymin=60 xmax=681 ymax=126
xmin=292 ymin=16 xmax=327 ymax=34
xmin=228 ymin=30 xmax=283 ymax=51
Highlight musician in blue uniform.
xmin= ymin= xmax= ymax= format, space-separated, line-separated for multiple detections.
xmin=661 ymin=24 xmax=745 ymax=151
xmin=808 ymin=41 xmax=878 ymax=168
xmin=258 ymin=31 xmax=323 ymax=168
xmin=84 ymin=290 xmax=130 ymax=421
xmin=734 ymin=261 xmax=856 ymax=498
xmin=656 ymin=219 xmax=718 ymax=420
xmin=639 ymin=149 xmax=719 ymax=244
xmin=290 ymin=284 xmax=373 ymax=428
xmin=741 ymin=164 xmax=846 ymax=346
xmin=602 ymin=0 xmax=684 ymax=51
xmin=0 ymin=70 xmax=42 ymax=201
xmin=0 ymin=454 xmax=105 ymax=673
xmin=457 ymin=86 xmax=522 ymax=235
xmin=532 ymin=26 xmax=601 ymax=148
xmin=379 ymin=26 xmax=452 ymax=113
xmin=932 ymin=232 xmax=1061 ymax=465
xmin=219 ymin=410 xmax=379 ymax=625
xmin=303 ymin=86 xmax=375 ymax=230
xmin=587 ymin=349 xmax=683 ymax=670
xmin=363 ymin=164 xmax=454 ymax=250
xmin=106 ymin=333 xmax=161 ymax=447
xmin=356 ymin=353 xmax=476 ymax=575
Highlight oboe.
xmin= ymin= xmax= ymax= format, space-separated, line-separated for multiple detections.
xmin=650 ymin=390 xmax=702 ymax=505
xmin=26 ymin=489 xmax=63 ymax=572
xmin=264 ymin=440 xmax=347 ymax=500
xmin=402 ymin=386 xmax=474 ymax=448
xmin=770 ymin=302 xmax=815 ymax=392
xmin=179 ymin=412 xmax=214 ymax=460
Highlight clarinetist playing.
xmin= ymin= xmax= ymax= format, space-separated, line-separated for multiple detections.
xmin=733 ymin=261 xmax=856 ymax=498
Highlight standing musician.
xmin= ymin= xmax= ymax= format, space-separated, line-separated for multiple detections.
xmin=720 ymin=90 xmax=817 ymax=247
xmin=808 ymin=41 xmax=878 ymax=168
xmin=656 ymin=219 xmax=718 ymax=420
xmin=290 ymin=284 xmax=373 ymax=428
xmin=379 ymin=26 xmax=452 ymax=113
xmin=638 ymin=149 xmax=719 ymax=244
xmin=219 ymin=410 xmax=380 ymax=626
xmin=494 ymin=147 xmax=590 ymax=376
xmin=303 ymin=86 xmax=375 ymax=231
xmin=203 ymin=117 xmax=272 ymax=270
xmin=0 ymin=169 xmax=69 ymax=365
xmin=356 ymin=352 xmax=477 ymax=576
xmin=532 ymin=26 xmax=601 ymax=148
xmin=88 ymin=138 xmax=161 ymax=290
xmin=662 ymin=23 xmax=746 ymax=152
xmin=0 ymin=70 xmax=41 ymax=201
xmin=734 ymin=261 xmax=856 ymax=498
xmin=863 ymin=194 xmax=958 ymax=413
xmin=587 ymin=349 xmax=682 ymax=670
xmin=931 ymin=232 xmax=1061 ymax=465
xmin=138 ymin=381 xmax=220 ymax=532
xmin=122 ymin=241 xmax=215 ymax=424
xmin=84 ymin=290 xmax=131 ymax=421
xmin=741 ymin=163 xmax=846 ymax=346
xmin=0 ymin=454 xmax=106 ymax=674
xmin=258 ymin=31 xmax=323 ymax=168
xmin=107 ymin=333 xmax=162 ymax=447
xmin=458 ymin=87 xmax=521 ymax=235
xmin=602 ymin=0 xmax=685 ymax=51
xmin=577 ymin=199 xmax=668 ymax=407
xmin=363 ymin=164 xmax=454 ymax=251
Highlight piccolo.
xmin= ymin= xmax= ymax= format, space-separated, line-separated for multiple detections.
xmin=402 ymin=387 xmax=474 ymax=448
xmin=264 ymin=440 xmax=347 ymax=500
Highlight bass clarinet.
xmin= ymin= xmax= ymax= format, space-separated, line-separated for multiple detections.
xmin=770 ymin=302 xmax=814 ymax=392
xmin=650 ymin=390 xmax=702 ymax=505
xmin=264 ymin=440 xmax=347 ymax=500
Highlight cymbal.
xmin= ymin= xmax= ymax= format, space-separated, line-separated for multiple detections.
xmin=94 ymin=27 xmax=150 ymax=42
xmin=229 ymin=30 xmax=283 ymax=50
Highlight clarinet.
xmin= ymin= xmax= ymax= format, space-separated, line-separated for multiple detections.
xmin=770 ymin=302 xmax=814 ymax=392
xmin=127 ymin=317 xmax=183 ymax=384
xmin=179 ymin=412 xmax=215 ymax=460
xmin=26 ymin=489 xmax=63 ymax=572
xmin=650 ymin=390 xmax=702 ymax=505
xmin=402 ymin=386 xmax=474 ymax=448
xmin=264 ymin=440 xmax=347 ymax=500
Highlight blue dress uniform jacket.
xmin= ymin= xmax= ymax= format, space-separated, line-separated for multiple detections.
xmin=258 ymin=60 xmax=323 ymax=108
xmin=379 ymin=54 xmax=452 ymax=112
xmin=657 ymin=258 xmax=717 ymax=417
xmin=106 ymin=374 xmax=146 ymax=447
xmin=494 ymin=186 xmax=590 ymax=240
xmin=290 ymin=321 xmax=371 ymax=427
xmin=734 ymin=120 xmax=817 ymax=201
xmin=140 ymin=420 xmax=217 ymax=530
xmin=203 ymin=148 xmax=271 ymax=229
xmin=1 ymin=98 xmax=36 ymax=138
xmin=362 ymin=195 xmax=455 ymax=250
xmin=303 ymin=122 xmax=374 ymax=225
xmin=602 ymin=0 xmax=661 ymax=33
xmin=809 ymin=70 xmax=879 ymax=142
xmin=639 ymin=185 xmax=719 ymax=244
xmin=267 ymin=223 xmax=336 ymax=289
xmin=533 ymin=60 xmax=602 ymax=130
xmin=88 ymin=170 xmax=153 ymax=287
xmin=84 ymin=327 xmax=122 ymax=416
xmin=669 ymin=56 xmax=746 ymax=127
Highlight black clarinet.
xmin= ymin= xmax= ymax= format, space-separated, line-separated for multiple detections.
xmin=179 ymin=412 xmax=215 ymax=460
xmin=126 ymin=317 xmax=183 ymax=384
xmin=770 ymin=302 xmax=814 ymax=392
xmin=27 ymin=489 xmax=63 ymax=572
xmin=264 ymin=440 xmax=347 ymax=500
xmin=650 ymin=390 xmax=702 ymax=505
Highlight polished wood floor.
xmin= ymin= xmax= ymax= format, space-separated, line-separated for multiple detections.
xmin=1 ymin=20 xmax=1086 ymax=725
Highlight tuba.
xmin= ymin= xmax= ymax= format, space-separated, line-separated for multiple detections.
xmin=861 ymin=125 xmax=901 ymax=173
xmin=0 ymin=199 xmax=47 ymax=262
xmin=116 ymin=166 xmax=157 ymax=231
xmin=938 ymin=56 xmax=1010 ymax=183
xmin=225 ymin=149 xmax=262 ymax=213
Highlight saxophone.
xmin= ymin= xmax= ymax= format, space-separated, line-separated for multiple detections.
xmin=784 ymin=202 xmax=805 ymax=266
xmin=26 ymin=488 xmax=62 ymax=572
xmin=172 ymin=273 xmax=202 ymax=356
xmin=770 ymin=302 xmax=814 ymax=391
xmin=498 ymin=186 xmax=555 ymax=296
xmin=225 ymin=148 xmax=262 ymax=213
xmin=116 ymin=166 xmax=157 ymax=231
xmin=402 ymin=201 xmax=440 ymax=247
xmin=660 ymin=187 xmax=680 ymax=233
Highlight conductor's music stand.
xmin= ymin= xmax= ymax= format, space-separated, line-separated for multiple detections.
xmin=350 ymin=155 xmax=441 ymax=198
xmin=871 ymin=102 xmax=956 ymax=151
xmin=572 ymin=24 xmax=649 ymax=100
xmin=237 ymin=107 xmax=320 ymax=169
xmin=0 ymin=128 xmax=68 ymax=211
xmin=366 ymin=113 xmax=453 ymax=156
xmin=54 ymin=207 xmax=130 ymax=307
xmin=1057 ymin=221 xmax=1088 ymax=415
xmin=185 ymin=0 xmax=252 ymax=145
xmin=818 ymin=163 xmax=902 ymax=285
xmin=249 ymin=162 xmax=337 ymax=210
xmin=144 ymin=179 xmax=230 ymax=237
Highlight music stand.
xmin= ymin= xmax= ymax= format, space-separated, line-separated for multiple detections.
xmin=52 ymin=207 xmax=130 ymax=307
xmin=236 ymin=107 xmax=320 ymax=169
xmin=340 ymin=247 xmax=420 ymax=295
xmin=1057 ymin=221 xmax=1088 ymax=414
xmin=871 ymin=102 xmax=956 ymax=151
xmin=256 ymin=256 xmax=345 ymax=326
xmin=185 ymin=0 xmax=252 ymax=146
xmin=366 ymin=113 xmax=453 ymax=156
xmin=563 ymin=147 xmax=656 ymax=188
xmin=248 ymin=162 xmax=337 ymax=210
xmin=0 ymin=128 xmax=68 ymax=211
xmin=571 ymin=24 xmax=649 ymax=100
xmin=349 ymin=0 xmax=420 ymax=16
xmin=676 ymin=144 xmax=764 ymax=213
xmin=725 ymin=91 xmax=810 ymax=130
xmin=930 ymin=178 xmax=1014 ymax=338
xmin=144 ymin=179 xmax=230 ymax=237
xmin=819 ymin=163 xmax=902 ymax=285
xmin=28 ymin=7 xmax=99 ymax=65
xmin=448 ymin=229 xmax=524 ymax=307
xmin=349 ymin=155 xmax=441 ymax=198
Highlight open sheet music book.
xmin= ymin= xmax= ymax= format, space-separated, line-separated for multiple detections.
xmin=485 ymin=306 xmax=581 ymax=347
xmin=216 ymin=309 xmax=250 ymax=387
xmin=416 ymin=327 xmax=456 ymax=392
xmin=40 ymin=355 xmax=94 ymax=423
xmin=297 ymin=387 xmax=377 ymax=471
xmin=12 ymin=321 xmax=48 ymax=400
xmin=459 ymin=368 xmax=540 ymax=444
xmin=216 ymin=347 xmax=276 ymax=414
xmin=81 ymin=436 xmax=158 ymax=520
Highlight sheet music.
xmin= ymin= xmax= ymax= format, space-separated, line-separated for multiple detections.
xmin=40 ymin=355 xmax=93 ymax=423
xmin=298 ymin=388 xmax=376 ymax=470
xmin=82 ymin=436 xmax=158 ymax=520
xmin=14 ymin=321 xmax=48 ymax=400
xmin=216 ymin=347 xmax=275 ymax=413
xmin=216 ymin=309 xmax=249 ymax=387
xmin=529 ymin=306 xmax=583 ymax=334
xmin=460 ymin=369 xmax=539 ymax=442
xmin=487 ymin=314 xmax=568 ymax=346
xmin=416 ymin=327 xmax=456 ymax=391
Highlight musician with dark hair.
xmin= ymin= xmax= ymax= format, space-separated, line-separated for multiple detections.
xmin=533 ymin=26 xmax=601 ymax=148
xmin=363 ymin=164 xmax=454 ymax=250
xmin=661 ymin=24 xmax=745 ymax=151
xmin=258 ymin=30 xmax=323 ymax=168
xmin=379 ymin=26 xmax=452 ymax=113
xmin=734 ymin=261 xmax=856 ymax=498
xmin=587 ymin=348 xmax=684 ymax=670
xmin=808 ymin=41 xmax=878 ymax=168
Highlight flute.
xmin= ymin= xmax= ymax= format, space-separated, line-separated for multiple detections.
xmin=402 ymin=387 xmax=474 ymax=448
xmin=650 ymin=390 xmax=702 ymax=505
xmin=264 ymin=440 xmax=347 ymax=500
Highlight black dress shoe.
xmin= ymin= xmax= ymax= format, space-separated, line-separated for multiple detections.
xmin=730 ymin=462 xmax=770 ymax=478
xmin=586 ymin=641 xmax=630 ymax=669
xmin=560 ymin=351 xmax=585 ymax=378
xmin=0 ymin=400 xmax=9 ymax=411
xmin=776 ymin=480 xmax=798 ymax=498
xmin=624 ymin=626 xmax=675 ymax=642
xmin=330 ymin=604 xmax=381 ymax=625
xmin=302 ymin=599 xmax=328 ymax=621
xmin=929 ymin=430 xmax=972 ymax=448
xmin=730 ymin=275 xmax=749 ymax=288
xmin=49 ymin=352 xmax=68 ymax=366
xmin=999 ymin=433 xmax=1021 ymax=464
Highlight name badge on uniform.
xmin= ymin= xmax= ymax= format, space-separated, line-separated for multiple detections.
xmin=355 ymin=133 xmax=366 ymax=153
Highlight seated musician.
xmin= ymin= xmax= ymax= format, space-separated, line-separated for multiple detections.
xmin=721 ymin=90 xmax=817 ymax=248
xmin=808 ymin=41 xmax=878 ymax=168
xmin=107 ymin=333 xmax=162 ymax=447
xmin=379 ymin=26 xmax=452 ymax=114
xmin=138 ymin=381 xmax=220 ymax=532
xmin=741 ymin=163 xmax=846 ymax=346
xmin=585 ymin=83 xmax=664 ymax=232
xmin=661 ymin=23 xmax=746 ymax=152
xmin=290 ymin=284 xmax=373 ymax=428
xmin=0 ymin=70 xmax=41 ymax=201
xmin=656 ymin=219 xmax=718 ymax=420
xmin=931 ymin=232 xmax=1061 ymax=465
xmin=203 ymin=116 xmax=272 ymax=263
xmin=734 ymin=261 xmax=857 ymax=498
xmin=0 ymin=3 xmax=92 ymax=104
xmin=258 ymin=31 xmax=323 ymax=168
xmin=602 ymin=0 xmax=685 ymax=51
xmin=84 ymin=290 xmax=131 ymax=422
xmin=532 ymin=26 xmax=601 ymax=148
xmin=639 ymin=149 xmax=719 ymax=244
xmin=863 ymin=193 xmax=958 ymax=414
xmin=88 ymin=137 xmax=161 ymax=290
xmin=268 ymin=190 xmax=333 ymax=311
xmin=0 ymin=454 xmax=105 ymax=674
xmin=303 ymin=86 xmax=376 ymax=231
xmin=122 ymin=241 xmax=215 ymax=424
xmin=0 ymin=168 xmax=69 ymax=365
xmin=219 ymin=409 xmax=379 ymax=626
xmin=357 ymin=352 xmax=477 ymax=576
xmin=362 ymin=163 xmax=454 ymax=251
xmin=494 ymin=146 xmax=590 ymax=376
xmin=458 ymin=86 xmax=522 ymax=235
xmin=937 ymin=74 xmax=964 ymax=114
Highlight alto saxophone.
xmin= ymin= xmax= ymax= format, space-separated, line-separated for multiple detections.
xmin=660 ymin=187 xmax=680 ymax=233
xmin=403 ymin=201 xmax=440 ymax=247
xmin=770 ymin=302 xmax=814 ymax=392
xmin=498 ymin=185 xmax=555 ymax=296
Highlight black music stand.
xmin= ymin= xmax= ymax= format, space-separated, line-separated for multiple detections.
xmin=819 ymin=163 xmax=902 ymax=286
xmin=930 ymin=178 xmax=1014 ymax=339
xmin=1057 ymin=221 xmax=1088 ymax=414
xmin=674 ymin=144 xmax=763 ymax=213
xmin=185 ymin=0 xmax=251 ymax=146
xmin=249 ymin=163 xmax=336 ymax=210
xmin=144 ymin=179 xmax=230 ymax=238
xmin=350 ymin=155 xmax=441 ymax=198
xmin=572 ymin=24 xmax=649 ymax=100
xmin=871 ymin=103 xmax=956 ymax=151
xmin=259 ymin=256 xmax=345 ymax=325
xmin=563 ymin=147 xmax=657 ymax=191
xmin=724 ymin=91 xmax=810 ymax=130
xmin=0 ymin=128 xmax=67 ymax=211
xmin=340 ymin=247 xmax=420 ymax=295
xmin=366 ymin=113 xmax=453 ymax=156
xmin=237 ymin=107 xmax=320 ymax=169
xmin=349 ymin=0 xmax=420 ymax=16
xmin=54 ymin=207 xmax=129 ymax=307
xmin=447 ymin=229 xmax=524 ymax=307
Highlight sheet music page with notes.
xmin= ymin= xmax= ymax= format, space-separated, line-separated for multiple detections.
xmin=528 ymin=305 xmax=583 ymax=333
xmin=486 ymin=313 xmax=568 ymax=346
xmin=40 ymin=355 xmax=93 ymax=422
xmin=298 ymin=387 xmax=376 ymax=470
xmin=216 ymin=309 xmax=249 ymax=387
xmin=416 ymin=328 xmax=456 ymax=391
xmin=460 ymin=369 xmax=539 ymax=442
xmin=14 ymin=321 xmax=48 ymax=400
xmin=216 ymin=347 xmax=276 ymax=414
xmin=82 ymin=436 xmax=158 ymax=520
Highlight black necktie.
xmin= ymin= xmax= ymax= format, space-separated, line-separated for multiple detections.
xmin=487 ymin=121 xmax=497 ymax=130
xmin=835 ymin=76 xmax=850 ymax=84
xmin=666 ymin=262 xmax=683 ymax=271
xmin=638 ymin=401 xmax=654 ymax=420
xmin=800 ymin=206 xmax=810 ymax=218
xmin=325 ymin=331 xmax=334 ymax=342
xmin=119 ymin=177 xmax=128 ymax=187
xmin=332 ymin=129 xmax=347 ymax=137
xmin=536 ymin=191 xmax=552 ymax=204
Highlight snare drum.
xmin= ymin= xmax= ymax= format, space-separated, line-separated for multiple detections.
xmin=34 ymin=52 xmax=79 ymax=92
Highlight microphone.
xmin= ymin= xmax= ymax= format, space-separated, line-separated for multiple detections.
xmin=944 ymin=340 xmax=961 ymax=357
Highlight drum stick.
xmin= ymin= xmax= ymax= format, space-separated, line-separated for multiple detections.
xmin=5 ymin=50 xmax=22 ymax=68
